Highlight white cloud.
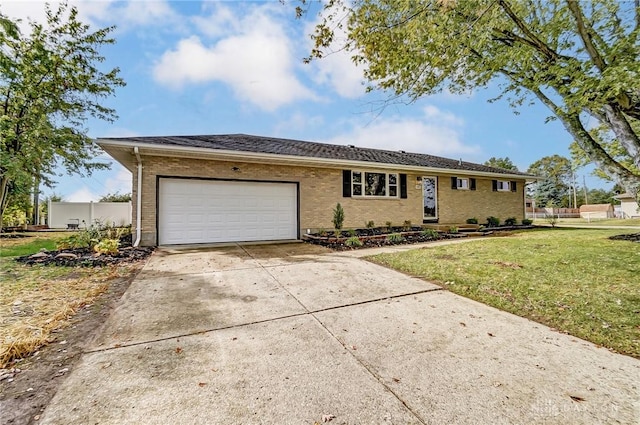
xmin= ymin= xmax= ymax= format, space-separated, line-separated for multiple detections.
xmin=0 ymin=1 xmax=175 ymax=32
xmin=103 ymin=165 xmax=133 ymax=196
xmin=304 ymin=9 xmax=366 ymax=99
xmin=273 ymin=112 xmax=325 ymax=135
xmin=153 ymin=5 xmax=317 ymax=111
xmin=324 ymin=105 xmax=480 ymax=158
xmin=66 ymin=186 xmax=99 ymax=202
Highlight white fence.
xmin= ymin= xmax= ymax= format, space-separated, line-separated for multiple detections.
xmin=49 ymin=201 xmax=131 ymax=229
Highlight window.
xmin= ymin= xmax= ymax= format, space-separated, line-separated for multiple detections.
xmin=492 ymin=180 xmax=517 ymax=192
xmin=351 ymin=171 xmax=398 ymax=197
xmin=451 ymin=177 xmax=476 ymax=191
xmin=343 ymin=171 xmax=407 ymax=198
xmin=497 ymin=180 xmax=511 ymax=191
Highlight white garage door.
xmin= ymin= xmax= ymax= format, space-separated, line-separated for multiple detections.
xmin=158 ymin=178 xmax=298 ymax=245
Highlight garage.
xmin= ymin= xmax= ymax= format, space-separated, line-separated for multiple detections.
xmin=158 ymin=178 xmax=298 ymax=245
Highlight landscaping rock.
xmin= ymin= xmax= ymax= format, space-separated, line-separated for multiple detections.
xmin=54 ymin=252 xmax=78 ymax=260
xmin=16 ymin=247 xmax=154 ymax=267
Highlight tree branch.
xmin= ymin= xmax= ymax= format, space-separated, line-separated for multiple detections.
xmin=497 ymin=0 xmax=560 ymax=61
xmin=566 ymin=0 xmax=606 ymax=72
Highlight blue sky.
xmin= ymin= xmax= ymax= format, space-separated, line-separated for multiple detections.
xmin=5 ymin=0 xmax=609 ymax=201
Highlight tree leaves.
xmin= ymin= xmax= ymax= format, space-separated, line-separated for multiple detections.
xmin=308 ymin=0 xmax=640 ymax=202
xmin=0 ymin=2 xmax=125 ymax=220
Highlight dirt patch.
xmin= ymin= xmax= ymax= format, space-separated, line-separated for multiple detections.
xmin=0 ymin=262 xmax=146 ymax=425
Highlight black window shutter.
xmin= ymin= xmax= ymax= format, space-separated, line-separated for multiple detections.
xmin=342 ymin=170 xmax=351 ymax=197
xmin=400 ymin=174 xmax=407 ymax=198
xmin=451 ymin=177 xmax=458 ymax=190
xmin=492 ymin=180 xmax=498 ymax=191
xmin=470 ymin=178 xmax=476 ymax=191
xmin=511 ymin=181 xmax=517 ymax=192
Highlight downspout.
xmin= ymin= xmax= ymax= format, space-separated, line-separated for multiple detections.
xmin=133 ymin=147 xmax=142 ymax=247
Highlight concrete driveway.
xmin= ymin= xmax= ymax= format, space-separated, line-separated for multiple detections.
xmin=41 ymin=242 xmax=639 ymax=424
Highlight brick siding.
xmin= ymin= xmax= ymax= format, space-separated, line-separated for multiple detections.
xmin=132 ymin=156 xmax=525 ymax=246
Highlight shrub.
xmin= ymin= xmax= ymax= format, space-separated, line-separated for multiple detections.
xmin=57 ymin=232 xmax=93 ymax=250
xmin=345 ymin=236 xmax=363 ymax=248
xmin=333 ymin=229 xmax=342 ymax=238
xmin=466 ymin=217 xmax=478 ymax=224
xmin=57 ymin=222 xmax=130 ymax=250
xmin=486 ymin=216 xmax=500 ymax=227
xmin=386 ymin=233 xmax=405 ymax=243
xmin=332 ymin=203 xmax=345 ymax=230
xmin=545 ymin=214 xmax=558 ymax=227
xmin=385 ymin=221 xmax=392 ymax=229
xmin=449 ymin=226 xmax=459 ymax=234
xmin=421 ymin=229 xmax=439 ymax=239
xmin=403 ymin=220 xmax=412 ymax=231
xmin=504 ymin=217 xmax=517 ymax=226
xmin=365 ymin=220 xmax=375 ymax=228
xmin=522 ymin=218 xmax=533 ymax=225
xmin=94 ymin=239 xmax=120 ymax=254
xmin=347 ymin=228 xmax=357 ymax=237
xmin=318 ymin=228 xmax=328 ymax=237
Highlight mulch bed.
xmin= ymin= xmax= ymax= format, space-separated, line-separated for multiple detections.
xmin=304 ymin=225 xmax=535 ymax=251
xmin=609 ymin=232 xmax=640 ymax=243
xmin=15 ymin=247 xmax=154 ymax=267
xmin=15 ymin=234 xmax=154 ymax=267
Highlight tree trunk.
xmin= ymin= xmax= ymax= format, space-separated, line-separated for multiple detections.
xmin=561 ymin=114 xmax=640 ymax=204
xmin=0 ymin=176 xmax=9 ymax=232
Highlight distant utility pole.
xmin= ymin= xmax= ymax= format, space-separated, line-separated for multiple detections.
xmin=571 ymin=170 xmax=577 ymax=208
xmin=583 ymin=175 xmax=588 ymax=205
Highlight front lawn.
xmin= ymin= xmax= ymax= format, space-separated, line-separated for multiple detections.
xmin=0 ymin=232 xmax=146 ymax=368
xmin=367 ymin=228 xmax=640 ymax=358
xmin=533 ymin=217 xmax=640 ymax=226
xmin=0 ymin=232 xmax=76 ymax=257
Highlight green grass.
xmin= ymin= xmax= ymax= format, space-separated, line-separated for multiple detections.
xmin=0 ymin=231 xmax=138 ymax=368
xmin=533 ymin=218 xmax=640 ymax=226
xmin=367 ymin=228 xmax=640 ymax=358
xmin=0 ymin=232 xmax=74 ymax=257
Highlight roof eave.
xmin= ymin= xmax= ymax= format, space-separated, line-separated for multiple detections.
xmin=96 ymin=139 xmax=539 ymax=181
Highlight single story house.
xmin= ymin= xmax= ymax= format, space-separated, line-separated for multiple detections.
xmin=97 ymin=134 xmax=537 ymax=246
xmin=613 ymin=193 xmax=640 ymax=218
xmin=579 ymin=203 xmax=614 ymax=219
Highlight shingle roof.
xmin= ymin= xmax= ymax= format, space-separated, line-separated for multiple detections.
xmin=99 ymin=133 xmax=534 ymax=177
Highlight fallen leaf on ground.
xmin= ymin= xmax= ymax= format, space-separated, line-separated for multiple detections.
xmin=175 ymin=347 xmax=183 ymax=354
xmin=570 ymin=395 xmax=585 ymax=402
xmin=198 ymin=382 xmax=207 ymax=387
xmin=321 ymin=414 xmax=336 ymax=422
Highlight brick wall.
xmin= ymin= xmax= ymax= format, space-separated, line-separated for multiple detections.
xmin=132 ymin=156 xmax=525 ymax=245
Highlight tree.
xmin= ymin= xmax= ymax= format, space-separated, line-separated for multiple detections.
xmin=0 ymin=3 xmax=125 ymax=228
xmin=100 ymin=192 xmax=132 ymax=202
xmin=307 ymin=0 xmax=640 ymax=203
xmin=527 ymin=155 xmax=573 ymax=208
xmin=484 ymin=157 xmax=518 ymax=171
xmin=583 ymin=188 xmax=616 ymax=206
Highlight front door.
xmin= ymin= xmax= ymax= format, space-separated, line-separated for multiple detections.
xmin=423 ymin=176 xmax=438 ymax=220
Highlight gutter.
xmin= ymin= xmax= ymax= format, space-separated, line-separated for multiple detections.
xmin=133 ymin=146 xmax=142 ymax=247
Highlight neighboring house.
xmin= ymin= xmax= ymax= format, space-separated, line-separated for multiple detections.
xmin=579 ymin=204 xmax=614 ymax=219
xmin=97 ymin=134 xmax=537 ymax=246
xmin=613 ymin=193 xmax=640 ymax=218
